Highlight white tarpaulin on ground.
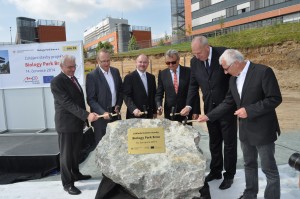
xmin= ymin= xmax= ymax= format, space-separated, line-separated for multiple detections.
xmin=0 ymin=41 xmax=84 ymax=89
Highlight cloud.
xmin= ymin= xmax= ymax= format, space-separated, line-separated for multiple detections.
xmin=7 ymin=0 xmax=151 ymax=22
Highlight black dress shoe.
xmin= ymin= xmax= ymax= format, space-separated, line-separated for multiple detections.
xmin=74 ymin=174 xmax=92 ymax=181
xmin=219 ymin=178 xmax=233 ymax=190
xmin=64 ymin=186 xmax=81 ymax=195
xmin=237 ymin=195 xmax=244 ymax=199
xmin=205 ymin=173 xmax=222 ymax=182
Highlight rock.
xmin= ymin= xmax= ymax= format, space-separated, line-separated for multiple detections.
xmin=96 ymin=118 xmax=206 ymax=199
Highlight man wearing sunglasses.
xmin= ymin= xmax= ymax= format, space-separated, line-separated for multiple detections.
xmin=155 ymin=49 xmax=200 ymax=123
xmin=181 ymin=36 xmax=237 ymax=190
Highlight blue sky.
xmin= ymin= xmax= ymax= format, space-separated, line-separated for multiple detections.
xmin=0 ymin=0 xmax=171 ymax=43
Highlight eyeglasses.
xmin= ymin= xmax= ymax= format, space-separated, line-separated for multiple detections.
xmin=100 ymin=60 xmax=110 ymax=63
xmin=223 ymin=62 xmax=234 ymax=72
xmin=165 ymin=61 xmax=177 ymax=65
xmin=64 ymin=64 xmax=77 ymax=69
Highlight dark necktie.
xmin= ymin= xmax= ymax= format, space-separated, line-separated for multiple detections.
xmin=71 ymin=76 xmax=80 ymax=91
xmin=205 ymin=59 xmax=211 ymax=74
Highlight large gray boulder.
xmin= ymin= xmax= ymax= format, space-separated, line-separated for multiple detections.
xmin=96 ymin=118 xmax=206 ymax=199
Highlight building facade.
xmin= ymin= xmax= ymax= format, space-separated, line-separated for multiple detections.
xmin=16 ymin=17 xmax=66 ymax=44
xmin=83 ymin=17 xmax=152 ymax=55
xmin=184 ymin=0 xmax=300 ymax=37
xmin=171 ymin=0 xmax=186 ymax=35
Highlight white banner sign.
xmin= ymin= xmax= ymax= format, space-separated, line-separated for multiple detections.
xmin=0 ymin=41 xmax=84 ymax=89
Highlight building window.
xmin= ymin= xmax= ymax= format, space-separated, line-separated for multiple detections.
xmin=226 ymin=6 xmax=237 ymax=17
xmin=199 ymin=0 xmax=211 ymax=9
xmin=251 ymin=0 xmax=290 ymax=11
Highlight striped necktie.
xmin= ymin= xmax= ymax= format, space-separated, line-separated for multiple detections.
xmin=173 ymin=70 xmax=178 ymax=94
xmin=71 ymin=76 xmax=80 ymax=91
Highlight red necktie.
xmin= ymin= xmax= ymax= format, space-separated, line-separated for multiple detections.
xmin=71 ymin=76 xmax=80 ymax=91
xmin=173 ymin=71 xmax=178 ymax=94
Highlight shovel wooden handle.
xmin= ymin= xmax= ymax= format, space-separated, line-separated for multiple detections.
xmin=170 ymin=112 xmax=181 ymax=116
xmin=97 ymin=113 xmax=119 ymax=118
xmin=183 ymin=119 xmax=198 ymax=124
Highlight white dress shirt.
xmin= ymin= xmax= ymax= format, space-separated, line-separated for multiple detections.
xmin=236 ymin=61 xmax=250 ymax=98
xmin=99 ymin=66 xmax=116 ymax=107
xmin=137 ymin=69 xmax=148 ymax=95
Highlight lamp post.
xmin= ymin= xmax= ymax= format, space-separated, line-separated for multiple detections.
xmin=10 ymin=27 xmax=12 ymax=44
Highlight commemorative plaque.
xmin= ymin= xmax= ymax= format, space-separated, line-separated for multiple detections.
xmin=128 ymin=127 xmax=165 ymax=154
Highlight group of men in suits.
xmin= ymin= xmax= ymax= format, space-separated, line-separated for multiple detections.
xmin=51 ymin=35 xmax=282 ymax=198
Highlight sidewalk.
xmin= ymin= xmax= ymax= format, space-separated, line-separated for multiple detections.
xmin=0 ymin=125 xmax=299 ymax=199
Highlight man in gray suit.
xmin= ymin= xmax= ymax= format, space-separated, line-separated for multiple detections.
xmin=198 ymin=49 xmax=282 ymax=199
xmin=86 ymin=49 xmax=123 ymax=145
xmin=51 ymin=55 xmax=98 ymax=195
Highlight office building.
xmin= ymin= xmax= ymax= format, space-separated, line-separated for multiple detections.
xmin=182 ymin=0 xmax=300 ymax=37
xmin=83 ymin=17 xmax=152 ymax=55
xmin=16 ymin=17 xmax=66 ymax=44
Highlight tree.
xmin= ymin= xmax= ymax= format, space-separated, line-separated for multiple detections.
xmin=83 ymin=47 xmax=88 ymax=58
xmin=96 ymin=41 xmax=114 ymax=54
xmin=164 ymin=32 xmax=170 ymax=43
xmin=128 ymin=36 xmax=139 ymax=51
xmin=158 ymin=38 xmax=165 ymax=46
xmin=219 ymin=16 xmax=225 ymax=35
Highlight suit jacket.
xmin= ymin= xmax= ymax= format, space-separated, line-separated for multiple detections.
xmin=51 ymin=72 xmax=88 ymax=133
xmin=123 ymin=70 xmax=157 ymax=119
xmin=207 ymin=63 xmax=282 ymax=146
xmin=155 ymin=65 xmax=200 ymax=121
xmin=186 ymin=46 xmax=235 ymax=120
xmin=86 ymin=66 xmax=123 ymax=130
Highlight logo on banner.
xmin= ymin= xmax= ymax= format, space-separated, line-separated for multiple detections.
xmin=23 ymin=76 xmax=40 ymax=84
xmin=62 ymin=46 xmax=77 ymax=51
xmin=43 ymin=76 xmax=54 ymax=83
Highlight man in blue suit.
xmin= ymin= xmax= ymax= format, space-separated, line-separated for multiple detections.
xmin=86 ymin=49 xmax=123 ymax=145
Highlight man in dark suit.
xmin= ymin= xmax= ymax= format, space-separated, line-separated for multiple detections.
xmin=50 ymin=55 xmax=98 ymax=195
xmin=155 ymin=49 xmax=200 ymax=122
xmin=181 ymin=36 xmax=237 ymax=190
xmin=198 ymin=49 xmax=282 ymax=199
xmin=123 ymin=54 xmax=157 ymax=119
xmin=86 ymin=49 xmax=123 ymax=145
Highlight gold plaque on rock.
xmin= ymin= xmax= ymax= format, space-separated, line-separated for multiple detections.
xmin=128 ymin=128 xmax=165 ymax=154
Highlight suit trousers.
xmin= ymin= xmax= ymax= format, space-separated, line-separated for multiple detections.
xmin=206 ymin=117 xmax=237 ymax=179
xmin=58 ymin=132 xmax=82 ymax=188
xmin=240 ymin=141 xmax=280 ymax=199
xmin=94 ymin=114 xmax=119 ymax=146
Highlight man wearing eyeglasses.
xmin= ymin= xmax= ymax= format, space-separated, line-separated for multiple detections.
xmin=198 ymin=49 xmax=281 ymax=199
xmin=51 ymin=55 xmax=99 ymax=195
xmin=123 ymin=54 xmax=157 ymax=119
xmin=155 ymin=49 xmax=200 ymax=123
xmin=180 ymin=36 xmax=237 ymax=190
xmin=86 ymin=49 xmax=123 ymax=145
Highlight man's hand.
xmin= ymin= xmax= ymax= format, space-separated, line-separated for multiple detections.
xmin=157 ymin=106 xmax=163 ymax=115
xmin=180 ymin=106 xmax=191 ymax=116
xmin=87 ymin=112 xmax=99 ymax=122
xmin=114 ymin=105 xmax=120 ymax=113
xmin=192 ymin=114 xmax=199 ymax=120
xmin=102 ymin=112 xmax=111 ymax=120
xmin=234 ymin=107 xmax=248 ymax=118
xmin=133 ymin=109 xmax=142 ymax=117
xmin=197 ymin=115 xmax=209 ymax=122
